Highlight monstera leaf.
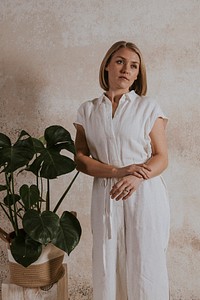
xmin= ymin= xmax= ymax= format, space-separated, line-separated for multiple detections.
xmin=0 ymin=131 xmax=34 ymax=172
xmin=0 ymin=125 xmax=81 ymax=267
xmin=19 ymin=184 xmax=40 ymax=210
xmin=22 ymin=210 xmax=60 ymax=244
xmin=28 ymin=126 xmax=76 ymax=179
xmin=10 ymin=230 xmax=42 ymax=267
xmin=44 ymin=125 xmax=76 ymax=154
xmin=4 ymin=194 xmax=21 ymax=206
xmin=52 ymin=211 xmax=82 ymax=255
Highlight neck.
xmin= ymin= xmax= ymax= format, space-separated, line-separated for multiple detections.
xmin=105 ymin=89 xmax=128 ymax=103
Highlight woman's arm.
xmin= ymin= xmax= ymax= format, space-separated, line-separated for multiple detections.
xmin=145 ymin=117 xmax=168 ymax=177
xmin=110 ymin=117 xmax=168 ymax=200
xmin=74 ymin=124 xmax=119 ymax=177
xmin=74 ymin=124 xmax=151 ymax=178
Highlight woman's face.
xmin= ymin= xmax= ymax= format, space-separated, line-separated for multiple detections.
xmin=105 ymin=47 xmax=140 ymax=93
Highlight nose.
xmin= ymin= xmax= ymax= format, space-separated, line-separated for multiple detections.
xmin=122 ymin=63 xmax=130 ymax=74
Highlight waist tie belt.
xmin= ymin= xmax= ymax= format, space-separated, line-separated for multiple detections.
xmin=103 ymin=178 xmax=112 ymax=240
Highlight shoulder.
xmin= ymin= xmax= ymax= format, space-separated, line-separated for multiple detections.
xmin=128 ymin=90 xmax=156 ymax=104
xmin=138 ymin=94 xmax=157 ymax=107
xmin=130 ymin=92 xmax=159 ymax=111
xmin=78 ymin=95 xmax=102 ymax=110
xmin=129 ymin=91 xmax=166 ymax=119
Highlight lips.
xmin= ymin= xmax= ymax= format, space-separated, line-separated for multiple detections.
xmin=119 ymin=76 xmax=129 ymax=81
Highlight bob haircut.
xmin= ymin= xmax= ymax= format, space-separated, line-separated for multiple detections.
xmin=99 ymin=41 xmax=147 ymax=96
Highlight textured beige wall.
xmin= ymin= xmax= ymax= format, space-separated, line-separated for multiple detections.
xmin=0 ymin=0 xmax=200 ymax=299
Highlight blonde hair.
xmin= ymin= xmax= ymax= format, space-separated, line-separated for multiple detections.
xmin=99 ymin=41 xmax=147 ymax=96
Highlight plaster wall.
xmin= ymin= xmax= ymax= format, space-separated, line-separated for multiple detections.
xmin=0 ymin=0 xmax=200 ymax=299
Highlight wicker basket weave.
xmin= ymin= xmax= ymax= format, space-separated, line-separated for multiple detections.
xmin=8 ymin=244 xmax=65 ymax=288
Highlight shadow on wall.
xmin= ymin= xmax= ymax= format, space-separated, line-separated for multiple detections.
xmin=0 ymin=57 xmax=46 ymax=137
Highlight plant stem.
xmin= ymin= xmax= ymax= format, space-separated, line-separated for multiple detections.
xmin=36 ymin=174 xmax=40 ymax=211
xmin=46 ymin=179 xmax=50 ymax=211
xmin=39 ymin=176 xmax=43 ymax=211
xmin=53 ymin=171 xmax=79 ymax=213
xmin=0 ymin=227 xmax=10 ymax=243
xmin=11 ymin=173 xmax=19 ymax=235
xmin=5 ymin=173 xmax=16 ymax=232
xmin=0 ymin=202 xmax=12 ymax=222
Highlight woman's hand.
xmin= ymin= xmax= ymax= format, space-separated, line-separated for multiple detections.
xmin=110 ymin=175 xmax=143 ymax=201
xmin=120 ymin=163 xmax=151 ymax=179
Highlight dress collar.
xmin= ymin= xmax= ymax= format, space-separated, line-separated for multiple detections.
xmin=97 ymin=90 xmax=138 ymax=108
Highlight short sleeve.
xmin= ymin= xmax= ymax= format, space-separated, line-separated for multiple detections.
xmin=73 ymin=102 xmax=86 ymax=129
xmin=147 ymin=102 xmax=168 ymax=134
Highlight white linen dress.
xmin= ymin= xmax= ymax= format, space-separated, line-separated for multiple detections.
xmin=75 ymin=90 xmax=170 ymax=300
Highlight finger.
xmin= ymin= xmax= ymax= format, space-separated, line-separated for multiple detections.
xmin=110 ymin=188 xmax=123 ymax=199
xmin=112 ymin=187 xmax=127 ymax=199
xmin=110 ymin=181 xmax=127 ymax=198
xmin=110 ymin=181 xmax=124 ymax=192
xmin=139 ymin=169 xmax=149 ymax=179
xmin=110 ymin=186 xmax=120 ymax=197
xmin=122 ymin=188 xmax=134 ymax=200
xmin=142 ymin=164 xmax=152 ymax=171
xmin=113 ymin=185 xmax=131 ymax=200
xmin=116 ymin=189 xmax=128 ymax=201
xmin=133 ymin=172 xmax=143 ymax=178
xmin=135 ymin=168 xmax=149 ymax=179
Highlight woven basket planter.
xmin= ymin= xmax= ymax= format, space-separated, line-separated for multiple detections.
xmin=7 ymin=244 xmax=65 ymax=288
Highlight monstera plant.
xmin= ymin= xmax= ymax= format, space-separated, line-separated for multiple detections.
xmin=0 ymin=125 xmax=81 ymax=267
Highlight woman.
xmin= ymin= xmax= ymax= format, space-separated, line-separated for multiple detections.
xmin=74 ymin=41 xmax=170 ymax=300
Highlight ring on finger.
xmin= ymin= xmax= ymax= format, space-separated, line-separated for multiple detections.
xmin=124 ymin=188 xmax=129 ymax=193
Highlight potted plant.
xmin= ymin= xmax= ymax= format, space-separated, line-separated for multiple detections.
xmin=0 ymin=125 xmax=81 ymax=287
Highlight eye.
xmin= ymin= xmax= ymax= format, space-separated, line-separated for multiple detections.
xmin=116 ymin=59 xmax=124 ymax=65
xmin=131 ymin=64 xmax=138 ymax=69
